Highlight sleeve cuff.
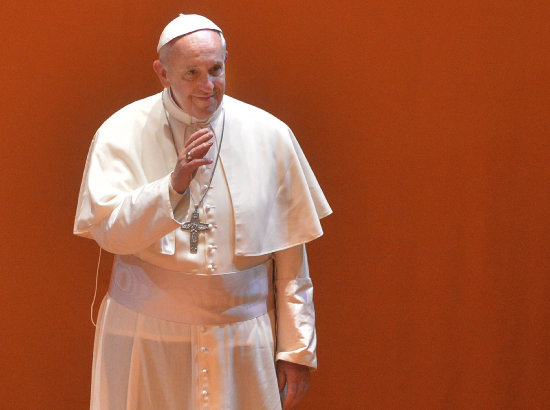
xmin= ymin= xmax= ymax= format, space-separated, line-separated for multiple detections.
xmin=276 ymin=352 xmax=317 ymax=370
xmin=168 ymin=172 xmax=187 ymax=209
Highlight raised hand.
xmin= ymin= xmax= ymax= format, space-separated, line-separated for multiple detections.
xmin=171 ymin=127 xmax=214 ymax=193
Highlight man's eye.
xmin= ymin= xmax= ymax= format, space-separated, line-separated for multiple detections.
xmin=210 ymin=66 xmax=223 ymax=76
xmin=183 ymin=69 xmax=198 ymax=80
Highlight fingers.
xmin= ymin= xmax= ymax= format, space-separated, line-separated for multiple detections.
xmin=184 ymin=139 xmax=213 ymax=162
xmin=184 ymin=157 xmax=213 ymax=170
xmin=282 ymin=380 xmax=309 ymax=410
xmin=277 ymin=361 xmax=311 ymax=410
xmin=282 ymin=383 xmax=295 ymax=410
xmin=181 ymin=128 xmax=214 ymax=157
xmin=186 ymin=127 xmax=211 ymax=145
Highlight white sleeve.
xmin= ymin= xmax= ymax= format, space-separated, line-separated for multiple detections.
xmin=87 ymin=173 xmax=186 ymax=255
xmin=273 ymin=244 xmax=317 ymax=369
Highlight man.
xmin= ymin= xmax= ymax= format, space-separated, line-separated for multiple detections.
xmin=74 ymin=14 xmax=331 ymax=410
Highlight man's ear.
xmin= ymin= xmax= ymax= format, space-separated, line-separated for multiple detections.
xmin=153 ymin=60 xmax=170 ymax=88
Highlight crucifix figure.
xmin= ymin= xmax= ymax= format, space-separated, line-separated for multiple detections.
xmin=181 ymin=206 xmax=210 ymax=254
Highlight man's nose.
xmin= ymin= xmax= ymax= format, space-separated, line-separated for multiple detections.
xmin=198 ymin=74 xmax=215 ymax=92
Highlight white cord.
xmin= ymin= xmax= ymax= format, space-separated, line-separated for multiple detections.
xmin=90 ymin=247 xmax=102 ymax=327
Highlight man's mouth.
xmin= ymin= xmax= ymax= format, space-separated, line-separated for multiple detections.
xmin=193 ymin=95 xmax=215 ymax=100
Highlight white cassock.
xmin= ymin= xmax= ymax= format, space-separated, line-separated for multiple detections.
xmin=74 ymin=89 xmax=331 ymax=409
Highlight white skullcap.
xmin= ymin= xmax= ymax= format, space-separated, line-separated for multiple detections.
xmin=157 ymin=14 xmax=222 ymax=52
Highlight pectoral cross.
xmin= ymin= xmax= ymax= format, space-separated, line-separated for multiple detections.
xmin=181 ymin=206 xmax=210 ymax=254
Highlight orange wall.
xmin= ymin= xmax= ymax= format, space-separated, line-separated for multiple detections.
xmin=1 ymin=1 xmax=549 ymax=408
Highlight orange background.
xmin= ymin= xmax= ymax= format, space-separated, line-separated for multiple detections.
xmin=1 ymin=1 xmax=549 ymax=408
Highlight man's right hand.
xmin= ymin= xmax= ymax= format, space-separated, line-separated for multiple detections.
xmin=171 ymin=128 xmax=214 ymax=193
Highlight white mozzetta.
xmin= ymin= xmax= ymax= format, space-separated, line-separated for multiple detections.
xmin=74 ymin=91 xmax=331 ymax=256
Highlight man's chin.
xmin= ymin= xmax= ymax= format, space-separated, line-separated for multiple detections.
xmin=193 ymin=105 xmax=218 ymax=120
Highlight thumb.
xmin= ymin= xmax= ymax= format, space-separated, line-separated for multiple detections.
xmin=276 ymin=364 xmax=286 ymax=393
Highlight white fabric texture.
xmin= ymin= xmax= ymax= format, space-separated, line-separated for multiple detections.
xmin=92 ymin=297 xmax=281 ymax=409
xmin=75 ymin=91 xmax=329 ymax=409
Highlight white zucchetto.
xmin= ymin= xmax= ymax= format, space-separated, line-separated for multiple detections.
xmin=157 ymin=14 xmax=222 ymax=52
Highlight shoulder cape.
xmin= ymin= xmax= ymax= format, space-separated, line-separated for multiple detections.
xmin=74 ymin=92 xmax=332 ymax=256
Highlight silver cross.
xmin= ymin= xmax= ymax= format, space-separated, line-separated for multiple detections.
xmin=181 ymin=207 xmax=210 ymax=254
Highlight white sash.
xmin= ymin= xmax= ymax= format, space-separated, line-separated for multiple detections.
xmin=109 ymin=255 xmax=274 ymax=325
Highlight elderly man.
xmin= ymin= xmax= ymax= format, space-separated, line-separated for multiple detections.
xmin=74 ymin=14 xmax=331 ymax=410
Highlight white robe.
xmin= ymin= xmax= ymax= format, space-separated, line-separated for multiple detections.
xmin=74 ymin=90 xmax=331 ymax=409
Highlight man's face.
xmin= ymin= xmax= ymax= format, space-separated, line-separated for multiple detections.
xmin=154 ymin=30 xmax=226 ymax=120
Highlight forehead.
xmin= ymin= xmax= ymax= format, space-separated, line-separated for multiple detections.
xmin=169 ymin=30 xmax=224 ymax=64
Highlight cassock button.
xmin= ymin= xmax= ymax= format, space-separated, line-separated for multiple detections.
xmin=202 ymin=368 xmax=208 ymax=374
xmin=201 ymin=346 xmax=207 ymax=352
xmin=207 ymin=244 xmax=217 ymax=252
xmin=208 ymin=264 xmax=216 ymax=272
xmin=202 ymin=390 xmax=208 ymax=396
